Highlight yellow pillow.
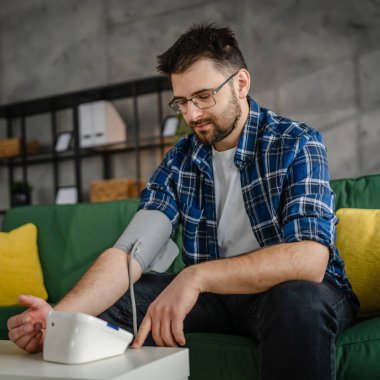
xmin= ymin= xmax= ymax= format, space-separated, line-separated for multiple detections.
xmin=336 ymin=208 xmax=380 ymax=317
xmin=0 ymin=223 xmax=48 ymax=306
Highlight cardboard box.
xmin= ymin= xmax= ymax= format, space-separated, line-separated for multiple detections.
xmin=0 ymin=138 xmax=40 ymax=158
xmin=90 ymin=178 xmax=145 ymax=203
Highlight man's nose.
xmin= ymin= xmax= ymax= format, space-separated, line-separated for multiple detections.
xmin=186 ymin=101 xmax=204 ymax=121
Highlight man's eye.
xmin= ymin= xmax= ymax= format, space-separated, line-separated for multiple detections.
xmin=197 ymin=93 xmax=212 ymax=100
xmin=176 ymin=99 xmax=187 ymax=106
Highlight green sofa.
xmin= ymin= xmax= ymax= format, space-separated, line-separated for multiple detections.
xmin=1 ymin=173 xmax=380 ymax=379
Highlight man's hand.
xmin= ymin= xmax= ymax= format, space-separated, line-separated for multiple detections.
xmin=132 ymin=267 xmax=202 ymax=348
xmin=7 ymin=295 xmax=53 ymax=353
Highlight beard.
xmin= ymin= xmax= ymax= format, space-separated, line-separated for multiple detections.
xmin=189 ymin=90 xmax=242 ymax=146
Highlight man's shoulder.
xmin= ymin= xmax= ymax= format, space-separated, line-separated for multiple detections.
xmin=257 ymin=107 xmax=325 ymax=158
xmin=260 ymin=107 xmax=318 ymax=141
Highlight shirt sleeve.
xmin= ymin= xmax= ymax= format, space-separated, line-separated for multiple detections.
xmin=281 ymin=129 xmax=338 ymax=251
xmin=138 ymin=150 xmax=180 ymax=233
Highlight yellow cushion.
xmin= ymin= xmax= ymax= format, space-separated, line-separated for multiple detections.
xmin=336 ymin=208 xmax=380 ymax=317
xmin=0 ymin=223 xmax=48 ymax=306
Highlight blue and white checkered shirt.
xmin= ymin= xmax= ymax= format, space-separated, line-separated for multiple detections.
xmin=140 ymin=96 xmax=357 ymax=306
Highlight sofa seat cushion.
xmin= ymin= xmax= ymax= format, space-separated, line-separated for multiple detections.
xmin=185 ymin=320 xmax=380 ymax=380
xmin=186 ymin=333 xmax=259 ymax=380
xmin=336 ymin=317 xmax=380 ymax=380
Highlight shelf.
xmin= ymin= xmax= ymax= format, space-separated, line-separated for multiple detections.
xmin=0 ymin=136 xmax=178 ymax=167
xmin=0 ymin=75 xmax=175 ymax=212
xmin=0 ymin=76 xmax=171 ymax=118
xmin=90 ymin=136 xmax=177 ymax=152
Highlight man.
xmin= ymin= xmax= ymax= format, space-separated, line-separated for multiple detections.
xmin=8 ymin=24 xmax=358 ymax=380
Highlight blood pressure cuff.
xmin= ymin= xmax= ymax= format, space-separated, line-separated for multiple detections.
xmin=113 ymin=210 xmax=179 ymax=273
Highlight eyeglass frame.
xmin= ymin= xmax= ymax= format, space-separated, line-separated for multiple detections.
xmin=168 ymin=70 xmax=240 ymax=114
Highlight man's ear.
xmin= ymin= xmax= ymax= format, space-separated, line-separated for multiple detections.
xmin=237 ymin=69 xmax=250 ymax=99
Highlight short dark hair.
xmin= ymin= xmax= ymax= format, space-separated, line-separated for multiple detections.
xmin=157 ymin=23 xmax=247 ymax=76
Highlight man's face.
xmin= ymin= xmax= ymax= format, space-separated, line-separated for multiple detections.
xmin=171 ymin=59 xmax=242 ymax=146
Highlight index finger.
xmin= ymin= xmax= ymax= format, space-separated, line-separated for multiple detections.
xmin=132 ymin=316 xmax=152 ymax=349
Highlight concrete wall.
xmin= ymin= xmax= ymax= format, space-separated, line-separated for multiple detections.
xmin=0 ymin=0 xmax=379 ymax=211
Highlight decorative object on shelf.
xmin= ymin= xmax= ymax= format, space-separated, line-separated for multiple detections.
xmin=90 ymin=178 xmax=145 ymax=203
xmin=54 ymin=131 xmax=73 ymax=153
xmin=27 ymin=139 xmax=40 ymax=155
xmin=0 ymin=138 xmax=40 ymax=159
xmin=10 ymin=181 xmax=32 ymax=207
xmin=161 ymin=115 xmax=191 ymax=155
xmin=79 ymin=101 xmax=126 ymax=148
xmin=175 ymin=116 xmax=191 ymax=139
xmin=161 ymin=115 xmax=181 ymax=137
xmin=55 ymin=186 xmax=78 ymax=205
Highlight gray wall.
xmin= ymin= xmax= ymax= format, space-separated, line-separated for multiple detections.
xmin=0 ymin=0 xmax=379 ymax=211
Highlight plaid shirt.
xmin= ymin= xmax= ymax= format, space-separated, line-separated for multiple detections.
xmin=140 ymin=96 xmax=357 ymax=306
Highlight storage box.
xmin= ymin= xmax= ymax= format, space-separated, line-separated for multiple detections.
xmin=90 ymin=178 xmax=145 ymax=203
xmin=0 ymin=138 xmax=40 ymax=158
xmin=127 ymin=179 xmax=145 ymax=198
xmin=0 ymin=138 xmax=19 ymax=158
xmin=79 ymin=101 xmax=126 ymax=148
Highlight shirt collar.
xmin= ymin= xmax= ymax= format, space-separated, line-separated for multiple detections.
xmin=234 ymin=95 xmax=261 ymax=168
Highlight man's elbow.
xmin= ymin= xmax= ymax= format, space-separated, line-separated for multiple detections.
xmin=313 ymin=271 xmax=326 ymax=284
xmin=300 ymin=241 xmax=330 ymax=283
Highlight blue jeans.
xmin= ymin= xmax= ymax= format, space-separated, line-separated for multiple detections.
xmin=98 ymin=273 xmax=356 ymax=380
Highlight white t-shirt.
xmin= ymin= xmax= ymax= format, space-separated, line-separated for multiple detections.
xmin=212 ymin=146 xmax=261 ymax=258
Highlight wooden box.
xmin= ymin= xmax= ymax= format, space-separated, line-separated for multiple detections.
xmin=90 ymin=178 xmax=145 ymax=203
xmin=0 ymin=138 xmax=40 ymax=158
xmin=0 ymin=138 xmax=19 ymax=158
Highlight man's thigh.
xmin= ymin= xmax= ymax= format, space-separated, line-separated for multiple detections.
xmin=98 ymin=272 xmax=238 ymax=344
xmin=234 ymin=280 xmax=355 ymax=341
xmin=97 ymin=273 xmax=176 ymax=334
xmin=234 ymin=280 xmax=356 ymax=380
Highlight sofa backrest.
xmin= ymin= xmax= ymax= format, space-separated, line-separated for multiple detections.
xmin=2 ymin=200 xmax=140 ymax=303
xmin=2 ymin=173 xmax=379 ymax=304
xmin=331 ymin=173 xmax=380 ymax=210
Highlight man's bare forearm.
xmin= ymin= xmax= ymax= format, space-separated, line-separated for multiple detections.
xmin=54 ymin=248 xmax=142 ymax=316
xmin=189 ymin=241 xmax=329 ymax=295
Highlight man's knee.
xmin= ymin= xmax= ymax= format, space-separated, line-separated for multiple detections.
xmin=259 ymin=280 xmax=336 ymax=332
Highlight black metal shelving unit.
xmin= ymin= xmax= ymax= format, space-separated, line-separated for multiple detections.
xmin=0 ymin=76 xmax=172 ymax=215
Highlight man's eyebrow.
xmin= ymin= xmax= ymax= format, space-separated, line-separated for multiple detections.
xmin=173 ymin=88 xmax=213 ymax=99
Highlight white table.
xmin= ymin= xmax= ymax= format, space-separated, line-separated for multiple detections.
xmin=0 ymin=341 xmax=189 ymax=380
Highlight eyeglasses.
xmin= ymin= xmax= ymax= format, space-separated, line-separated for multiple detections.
xmin=168 ymin=71 xmax=239 ymax=115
